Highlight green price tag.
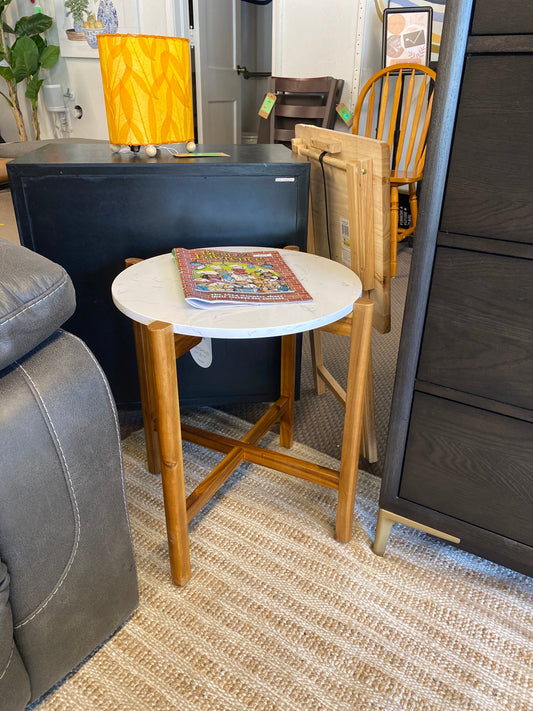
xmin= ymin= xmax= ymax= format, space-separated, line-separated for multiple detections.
xmin=259 ymin=92 xmax=277 ymax=119
xmin=336 ymin=103 xmax=354 ymax=127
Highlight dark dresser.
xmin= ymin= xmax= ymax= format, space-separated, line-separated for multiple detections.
xmin=8 ymin=143 xmax=309 ymax=406
xmin=375 ymin=0 xmax=533 ymax=577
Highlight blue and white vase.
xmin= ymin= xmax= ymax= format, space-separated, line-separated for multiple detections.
xmin=84 ymin=27 xmax=105 ymax=49
xmin=97 ymin=0 xmax=119 ymax=34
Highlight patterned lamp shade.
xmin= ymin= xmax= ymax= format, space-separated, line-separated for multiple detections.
xmin=98 ymin=33 xmax=194 ymax=147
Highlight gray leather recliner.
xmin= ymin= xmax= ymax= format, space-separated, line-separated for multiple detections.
xmin=0 ymin=238 xmax=139 ymax=709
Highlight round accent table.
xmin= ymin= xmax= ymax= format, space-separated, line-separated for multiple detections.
xmin=112 ymin=248 xmax=372 ymax=585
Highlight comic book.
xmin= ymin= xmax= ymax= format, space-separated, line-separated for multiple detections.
xmin=172 ymin=247 xmax=313 ymax=309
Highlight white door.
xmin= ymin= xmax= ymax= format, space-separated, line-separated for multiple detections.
xmin=192 ymin=0 xmax=242 ymax=144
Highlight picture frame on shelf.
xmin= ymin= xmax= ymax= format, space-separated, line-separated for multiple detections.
xmin=54 ymin=0 xmax=139 ymax=58
xmin=382 ymin=6 xmax=433 ymax=68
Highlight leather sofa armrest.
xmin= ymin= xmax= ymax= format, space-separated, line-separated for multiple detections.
xmin=0 ymin=239 xmax=75 ymax=371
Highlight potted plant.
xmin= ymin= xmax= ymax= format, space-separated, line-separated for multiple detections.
xmin=0 ymin=1 xmax=59 ymax=140
xmin=64 ymin=0 xmax=89 ymax=32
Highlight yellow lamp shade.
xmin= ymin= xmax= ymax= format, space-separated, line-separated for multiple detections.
xmin=98 ymin=33 xmax=194 ymax=147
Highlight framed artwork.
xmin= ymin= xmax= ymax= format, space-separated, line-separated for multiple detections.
xmin=382 ymin=6 xmax=433 ymax=67
xmin=375 ymin=1 xmax=446 ymax=57
xmin=387 ymin=0 xmax=446 ymax=58
xmin=54 ymin=0 xmax=140 ymax=58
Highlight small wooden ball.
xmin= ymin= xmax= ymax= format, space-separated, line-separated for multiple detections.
xmin=186 ymin=141 xmax=196 ymax=153
xmin=145 ymin=145 xmax=158 ymax=158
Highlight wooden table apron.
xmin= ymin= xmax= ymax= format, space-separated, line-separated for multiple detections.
xmin=112 ymin=249 xmax=364 ymax=586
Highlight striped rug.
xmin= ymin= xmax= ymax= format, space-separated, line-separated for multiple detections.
xmin=36 ymin=409 xmax=532 ymax=711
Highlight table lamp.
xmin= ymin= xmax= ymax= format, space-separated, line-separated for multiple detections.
xmin=98 ymin=33 xmax=195 ymax=157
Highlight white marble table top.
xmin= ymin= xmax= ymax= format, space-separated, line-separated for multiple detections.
xmin=112 ymin=247 xmax=362 ymax=339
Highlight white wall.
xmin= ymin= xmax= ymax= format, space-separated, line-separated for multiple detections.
xmin=271 ymin=0 xmax=383 ymax=112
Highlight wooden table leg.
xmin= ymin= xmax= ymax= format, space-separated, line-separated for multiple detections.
xmin=279 ymin=333 xmax=296 ymax=449
xmin=132 ymin=321 xmax=161 ymax=474
xmin=309 ymin=330 xmax=326 ymax=396
xmin=147 ymin=320 xmax=191 ymax=586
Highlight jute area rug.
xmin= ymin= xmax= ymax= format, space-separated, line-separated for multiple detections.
xmin=37 ymin=409 xmax=532 ymax=711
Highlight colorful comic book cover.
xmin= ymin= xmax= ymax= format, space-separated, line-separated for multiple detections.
xmin=172 ymin=248 xmax=313 ymax=309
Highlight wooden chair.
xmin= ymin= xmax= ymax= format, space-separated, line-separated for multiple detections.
xmin=352 ymin=63 xmax=436 ymax=276
xmin=292 ymin=125 xmax=391 ymax=463
xmin=258 ymin=76 xmax=344 ymax=147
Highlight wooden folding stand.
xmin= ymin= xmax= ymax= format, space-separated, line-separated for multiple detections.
xmin=292 ymin=125 xmax=391 ymax=464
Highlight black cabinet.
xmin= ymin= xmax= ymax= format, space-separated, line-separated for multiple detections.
xmin=376 ymin=0 xmax=533 ymax=577
xmin=8 ymin=143 xmax=309 ymax=406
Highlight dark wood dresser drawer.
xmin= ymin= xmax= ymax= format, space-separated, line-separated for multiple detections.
xmin=400 ymin=392 xmax=533 ymax=546
xmin=471 ymin=0 xmax=533 ymax=35
xmin=377 ymin=0 xmax=533 ymax=577
xmin=441 ymin=54 xmax=533 ymax=244
xmin=417 ymin=243 xmax=533 ymax=410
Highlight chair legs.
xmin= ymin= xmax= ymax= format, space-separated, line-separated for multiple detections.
xmin=360 ymin=354 xmax=377 ymax=463
xmin=392 ymin=182 xmax=418 ymax=278
xmin=336 ymin=297 xmax=374 ymax=541
xmin=390 ymin=186 xmax=400 ymax=278
xmin=408 ymin=182 xmax=418 ymax=239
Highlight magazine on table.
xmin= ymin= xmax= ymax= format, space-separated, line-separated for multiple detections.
xmin=172 ymin=247 xmax=313 ymax=309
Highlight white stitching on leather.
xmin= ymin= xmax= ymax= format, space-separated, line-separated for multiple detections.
xmin=66 ymin=333 xmax=135 ymax=546
xmin=0 ymin=273 xmax=69 ymax=329
xmin=0 ymin=640 xmax=15 ymax=681
xmin=13 ymin=361 xmax=81 ymax=629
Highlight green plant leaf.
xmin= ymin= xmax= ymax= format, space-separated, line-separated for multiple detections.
xmin=0 ymin=64 xmax=13 ymax=82
xmin=40 ymin=43 xmax=59 ymax=69
xmin=2 ymin=21 xmax=14 ymax=34
xmin=14 ymin=14 xmax=53 ymax=37
xmin=25 ymin=73 xmax=43 ymax=105
xmin=32 ymin=34 xmax=45 ymax=53
xmin=11 ymin=35 xmax=39 ymax=82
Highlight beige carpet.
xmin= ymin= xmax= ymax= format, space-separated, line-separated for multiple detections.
xmin=34 ymin=408 xmax=533 ymax=711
